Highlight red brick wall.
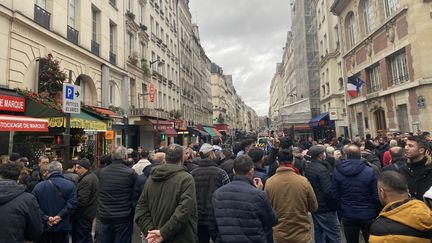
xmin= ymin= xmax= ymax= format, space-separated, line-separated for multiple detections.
xmin=356 ymin=46 xmax=366 ymax=65
xmin=396 ymin=16 xmax=408 ymax=39
xmin=373 ymin=32 xmax=388 ymax=54
xmin=380 ymin=59 xmax=390 ymax=91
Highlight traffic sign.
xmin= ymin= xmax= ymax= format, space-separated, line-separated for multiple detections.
xmin=62 ymin=83 xmax=81 ymax=113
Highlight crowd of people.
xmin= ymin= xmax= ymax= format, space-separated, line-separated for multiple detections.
xmin=1 ymin=133 xmax=432 ymax=243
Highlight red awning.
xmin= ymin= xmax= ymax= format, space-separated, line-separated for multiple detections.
xmin=293 ymin=124 xmax=311 ymax=131
xmin=90 ymin=106 xmax=123 ymax=118
xmin=0 ymin=115 xmax=48 ymax=132
xmin=163 ymin=128 xmax=178 ymax=136
xmin=211 ymin=127 xmax=223 ymax=137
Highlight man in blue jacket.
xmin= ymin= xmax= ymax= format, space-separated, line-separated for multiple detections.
xmin=209 ymin=155 xmax=277 ymax=243
xmin=332 ymin=145 xmax=380 ymax=243
xmin=33 ymin=161 xmax=77 ymax=243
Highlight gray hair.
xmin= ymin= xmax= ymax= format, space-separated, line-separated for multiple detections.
xmin=47 ymin=161 xmax=63 ymax=173
xmin=113 ymin=146 xmax=127 ymax=160
xmin=165 ymin=144 xmax=184 ymax=164
xmin=326 ymin=146 xmax=335 ymax=155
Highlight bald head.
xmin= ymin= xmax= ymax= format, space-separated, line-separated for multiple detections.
xmin=389 ymin=147 xmax=404 ymax=160
xmin=345 ymin=145 xmax=361 ymax=160
xmin=152 ymin=152 xmax=166 ymax=164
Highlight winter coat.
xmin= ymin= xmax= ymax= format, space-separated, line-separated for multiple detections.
xmin=132 ymin=159 xmax=151 ymax=175
xmin=370 ymin=199 xmax=432 ymax=243
xmin=75 ymin=171 xmax=99 ymax=220
xmin=305 ymin=159 xmax=337 ymax=213
xmin=0 ymin=179 xmax=43 ymax=242
xmin=63 ymin=171 xmax=79 ymax=184
xmin=382 ymin=157 xmax=407 ymax=172
xmin=210 ymin=175 xmax=277 ymax=243
xmin=265 ymin=167 xmax=318 ymax=243
xmin=132 ymin=173 xmax=148 ymax=203
xmin=32 ymin=172 xmax=77 ymax=232
xmin=332 ymin=159 xmax=380 ymax=221
xmin=253 ymin=165 xmax=268 ymax=186
xmin=219 ymin=159 xmax=235 ymax=180
xmin=399 ymin=156 xmax=432 ymax=200
xmin=26 ymin=166 xmax=41 ymax=192
xmin=361 ymin=150 xmax=382 ymax=170
xmin=134 ymin=163 xmax=197 ymax=243
xmin=97 ymin=159 xmax=138 ymax=224
xmin=191 ymin=159 xmax=230 ymax=226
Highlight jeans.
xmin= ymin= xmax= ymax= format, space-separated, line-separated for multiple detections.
xmin=342 ymin=218 xmax=372 ymax=243
xmin=99 ymin=220 xmax=133 ymax=243
xmin=37 ymin=231 xmax=69 ymax=243
xmin=312 ymin=211 xmax=341 ymax=243
xmin=72 ymin=217 xmax=94 ymax=243
xmin=198 ymin=224 xmax=210 ymax=243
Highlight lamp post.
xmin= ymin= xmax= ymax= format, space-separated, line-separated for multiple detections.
xmin=149 ymin=59 xmax=164 ymax=149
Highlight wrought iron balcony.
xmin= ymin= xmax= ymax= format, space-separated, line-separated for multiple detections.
xmin=34 ymin=4 xmax=50 ymax=30
xmin=67 ymin=25 xmax=79 ymax=45
xmin=109 ymin=52 xmax=116 ymax=65
xmin=91 ymin=40 xmax=100 ymax=56
xmin=129 ymin=107 xmax=170 ymax=119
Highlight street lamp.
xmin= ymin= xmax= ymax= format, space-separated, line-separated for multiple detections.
xmin=149 ymin=59 xmax=165 ymax=148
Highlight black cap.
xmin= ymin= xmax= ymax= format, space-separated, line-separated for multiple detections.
xmin=309 ymin=145 xmax=326 ymax=159
xmin=77 ymin=158 xmax=91 ymax=170
xmin=9 ymin=153 xmax=21 ymax=162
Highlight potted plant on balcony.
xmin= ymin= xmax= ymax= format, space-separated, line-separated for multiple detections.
xmin=128 ymin=52 xmax=139 ymax=66
xmin=141 ymin=58 xmax=150 ymax=77
xmin=125 ymin=11 xmax=135 ymax=20
xmin=139 ymin=24 xmax=147 ymax=31
xmin=170 ymin=110 xmax=181 ymax=119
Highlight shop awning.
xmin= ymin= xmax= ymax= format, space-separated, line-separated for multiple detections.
xmin=163 ymin=128 xmax=178 ymax=136
xmin=214 ymin=123 xmax=229 ymax=132
xmin=211 ymin=127 xmax=223 ymax=137
xmin=188 ymin=127 xmax=209 ymax=136
xmin=309 ymin=112 xmax=329 ymax=128
xmin=0 ymin=115 xmax=48 ymax=132
xmin=203 ymin=126 xmax=218 ymax=137
xmin=148 ymin=119 xmax=173 ymax=130
xmin=47 ymin=111 xmax=108 ymax=131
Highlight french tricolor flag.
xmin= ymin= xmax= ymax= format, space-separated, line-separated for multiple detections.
xmin=347 ymin=77 xmax=364 ymax=97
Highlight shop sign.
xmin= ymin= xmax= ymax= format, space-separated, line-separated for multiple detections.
xmin=48 ymin=117 xmax=107 ymax=131
xmin=0 ymin=115 xmax=48 ymax=132
xmin=0 ymin=95 xmax=25 ymax=112
xmin=62 ymin=83 xmax=81 ymax=113
xmin=149 ymin=83 xmax=156 ymax=103
xmin=329 ymin=108 xmax=338 ymax=120
xmin=105 ymin=130 xmax=115 ymax=140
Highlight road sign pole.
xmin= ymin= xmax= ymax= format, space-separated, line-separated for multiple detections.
xmin=64 ymin=70 xmax=72 ymax=164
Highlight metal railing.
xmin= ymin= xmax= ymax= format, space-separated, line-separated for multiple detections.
xmin=34 ymin=4 xmax=50 ymax=30
xmin=67 ymin=25 xmax=79 ymax=45
xmin=91 ymin=40 xmax=100 ymax=56
xmin=129 ymin=108 xmax=170 ymax=119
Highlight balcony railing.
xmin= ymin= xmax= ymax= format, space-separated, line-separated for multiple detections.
xmin=67 ymin=25 xmax=79 ymax=45
xmin=34 ymin=4 xmax=50 ymax=30
xmin=91 ymin=40 xmax=100 ymax=56
xmin=129 ymin=108 xmax=170 ymax=119
xmin=109 ymin=52 xmax=116 ymax=65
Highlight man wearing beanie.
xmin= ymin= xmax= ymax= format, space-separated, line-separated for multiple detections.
xmin=72 ymin=158 xmax=99 ymax=243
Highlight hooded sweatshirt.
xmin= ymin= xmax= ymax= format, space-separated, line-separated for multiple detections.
xmin=0 ymin=179 xmax=43 ymax=242
xmin=134 ymin=163 xmax=198 ymax=243
xmin=370 ymin=199 xmax=432 ymax=243
xmin=332 ymin=159 xmax=380 ymax=220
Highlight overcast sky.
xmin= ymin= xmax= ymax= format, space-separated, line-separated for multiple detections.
xmin=189 ymin=0 xmax=292 ymax=116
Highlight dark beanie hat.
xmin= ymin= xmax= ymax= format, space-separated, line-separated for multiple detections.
xmin=9 ymin=153 xmax=21 ymax=162
xmin=77 ymin=158 xmax=91 ymax=170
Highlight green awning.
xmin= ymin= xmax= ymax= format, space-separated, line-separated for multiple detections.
xmin=203 ymin=126 xmax=217 ymax=137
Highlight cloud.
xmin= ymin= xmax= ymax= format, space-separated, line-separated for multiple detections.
xmin=189 ymin=0 xmax=292 ymax=116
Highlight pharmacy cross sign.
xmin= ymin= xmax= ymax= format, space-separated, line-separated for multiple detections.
xmin=62 ymin=83 xmax=82 ymax=114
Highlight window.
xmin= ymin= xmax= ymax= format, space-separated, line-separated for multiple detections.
xmin=384 ymin=0 xmax=400 ymax=17
xmin=335 ymin=25 xmax=340 ymax=49
xmin=140 ymin=42 xmax=145 ymax=59
xmin=346 ymin=12 xmax=356 ymax=47
xmin=150 ymin=16 xmax=154 ymax=33
xmin=36 ymin=0 xmax=47 ymax=9
xmin=389 ymin=51 xmax=409 ymax=85
xmin=109 ymin=0 xmax=116 ymax=7
xmin=67 ymin=0 xmax=76 ymax=28
xmin=127 ymin=32 xmax=134 ymax=57
xmin=161 ymin=28 xmax=164 ymax=42
xmin=368 ymin=65 xmax=381 ymax=92
xmin=127 ymin=0 xmax=132 ymax=11
xmin=326 ymin=83 xmax=330 ymax=95
xmin=92 ymin=8 xmax=97 ymax=42
xmin=140 ymin=4 xmax=145 ymax=24
xmin=109 ymin=23 xmax=116 ymax=53
xmin=156 ymin=22 xmax=160 ymax=37
xmin=130 ymin=79 xmax=136 ymax=107
xmin=362 ymin=0 xmax=374 ymax=34
xmin=109 ymin=82 xmax=115 ymax=105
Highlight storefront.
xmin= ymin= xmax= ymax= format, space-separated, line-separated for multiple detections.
xmin=310 ymin=112 xmax=335 ymax=141
xmin=187 ymin=126 xmax=209 ymax=144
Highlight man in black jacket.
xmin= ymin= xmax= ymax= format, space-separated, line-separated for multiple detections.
xmin=192 ymin=143 xmax=229 ymax=243
xmin=382 ymin=147 xmax=407 ymax=172
xmin=399 ymin=136 xmax=432 ymax=200
xmin=97 ymin=146 xmax=138 ymax=243
xmin=248 ymin=148 xmax=269 ymax=186
xmin=26 ymin=155 xmax=49 ymax=192
xmin=305 ymin=145 xmax=340 ymax=243
xmin=72 ymin=158 xmax=99 ymax=243
xmin=0 ymin=162 xmax=43 ymax=242
xmin=209 ymin=155 xmax=277 ymax=243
